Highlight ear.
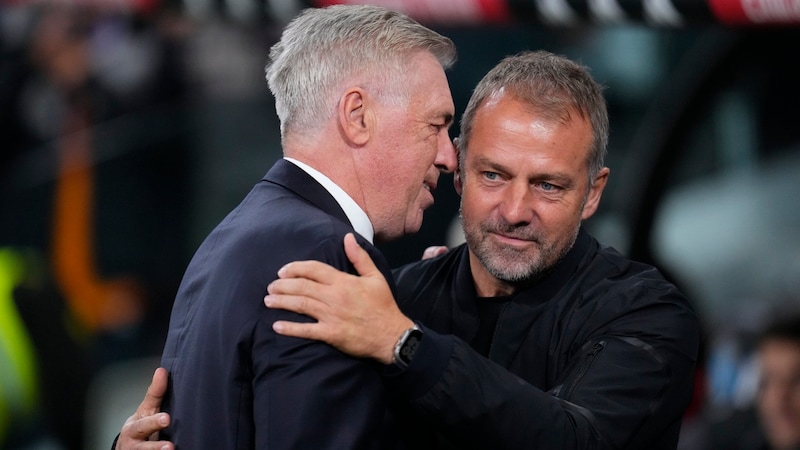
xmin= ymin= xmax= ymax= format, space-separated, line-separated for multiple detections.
xmin=581 ymin=167 xmax=610 ymax=220
xmin=453 ymin=138 xmax=463 ymax=196
xmin=338 ymin=88 xmax=370 ymax=146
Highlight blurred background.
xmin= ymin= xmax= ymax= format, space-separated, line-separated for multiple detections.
xmin=1 ymin=0 xmax=799 ymax=448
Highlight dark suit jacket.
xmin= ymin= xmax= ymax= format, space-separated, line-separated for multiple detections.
xmin=160 ymin=159 xmax=396 ymax=449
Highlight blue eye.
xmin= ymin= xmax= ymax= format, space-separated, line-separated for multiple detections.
xmin=484 ymin=172 xmax=499 ymax=180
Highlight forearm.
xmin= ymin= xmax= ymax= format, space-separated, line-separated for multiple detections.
xmin=386 ymin=331 xmax=606 ymax=449
xmin=385 ymin=330 xmax=692 ymax=449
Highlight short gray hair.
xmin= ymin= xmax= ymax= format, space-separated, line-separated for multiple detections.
xmin=266 ymin=5 xmax=457 ymax=137
xmin=459 ymin=50 xmax=608 ymax=182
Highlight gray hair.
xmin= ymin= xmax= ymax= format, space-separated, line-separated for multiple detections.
xmin=266 ymin=5 xmax=457 ymax=138
xmin=458 ymin=50 xmax=608 ymax=183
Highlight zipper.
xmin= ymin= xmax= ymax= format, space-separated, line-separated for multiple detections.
xmin=562 ymin=340 xmax=606 ymax=400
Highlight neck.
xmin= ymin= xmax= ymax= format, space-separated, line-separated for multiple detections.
xmin=285 ymin=143 xmax=367 ymax=212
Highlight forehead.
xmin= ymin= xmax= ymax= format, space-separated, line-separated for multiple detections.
xmin=465 ymin=94 xmax=592 ymax=171
xmin=404 ymin=51 xmax=454 ymax=116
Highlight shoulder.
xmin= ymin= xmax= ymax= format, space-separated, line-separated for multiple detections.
xmin=560 ymin=237 xmax=698 ymax=332
xmin=393 ymin=244 xmax=467 ymax=285
xmin=580 ymin=242 xmax=691 ymax=307
xmin=391 ymin=244 xmax=469 ymax=310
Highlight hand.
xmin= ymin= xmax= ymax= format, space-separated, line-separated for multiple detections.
xmin=116 ymin=367 xmax=173 ymax=450
xmin=422 ymin=246 xmax=448 ymax=260
xmin=265 ymin=233 xmax=413 ymax=364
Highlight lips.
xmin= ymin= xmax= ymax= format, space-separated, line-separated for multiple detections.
xmin=484 ymin=222 xmax=537 ymax=241
xmin=493 ymin=232 xmax=535 ymax=245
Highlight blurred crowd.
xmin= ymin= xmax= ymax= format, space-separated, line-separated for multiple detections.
xmin=1 ymin=4 xmax=193 ymax=447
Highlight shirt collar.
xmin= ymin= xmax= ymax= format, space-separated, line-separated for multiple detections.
xmin=284 ymin=157 xmax=374 ymax=244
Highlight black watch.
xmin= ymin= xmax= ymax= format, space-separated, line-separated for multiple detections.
xmin=392 ymin=324 xmax=423 ymax=370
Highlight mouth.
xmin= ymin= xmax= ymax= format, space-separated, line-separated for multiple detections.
xmin=491 ymin=231 xmax=537 ymax=247
xmin=423 ymin=180 xmax=436 ymax=193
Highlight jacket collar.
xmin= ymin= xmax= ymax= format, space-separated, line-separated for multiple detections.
xmin=454 ymin=227 xmax=593 ymax=304
xmin=262 ymin=159 xmax=351 ymax=228
xmin=452 ymin=227 xmax=596 ymax=363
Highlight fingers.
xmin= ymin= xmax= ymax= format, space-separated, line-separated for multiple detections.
xmin=343 ymin=233 xmax=380 ymax=278
xmin=276 ymin=259 xmax=343 ymax=285
xmin=117 ymin=436 xmax=174 ymax=450
xmin=116 ymin=368 xmax=172 ymax=450
xmin=264 ymin=289 xmax=324 ymax=319
xmin=122 ymin=412 xmax=170 ymax=439
xmin=117 ymin=411 xmax=172 ymax=450
xmin=269 ymin=233 xmax=380 ymax=296
xmin=267 ymin=276 xmax=319 ymax=297
xmin=141 ymin=368 xmax=168 ymax=413
xmin=421 ymin=246 xmax=449 ymax=260
xmin=272 ymin=319 xmax=320 ymax=339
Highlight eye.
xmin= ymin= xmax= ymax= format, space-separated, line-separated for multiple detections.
xmin=537 ymin=182 xmax=560 ymax=191
xmin=483 ymin=171 xmax=499 ymax=181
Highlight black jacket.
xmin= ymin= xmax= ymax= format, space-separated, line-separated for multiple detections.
xmin=385 ymin=229 xmax=699 ymax=449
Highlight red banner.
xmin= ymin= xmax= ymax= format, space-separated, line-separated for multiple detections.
xmin=709 ymin=0 xmax=800 ymax=24
xmin=312 ymin=0 xmax=511 ymax=24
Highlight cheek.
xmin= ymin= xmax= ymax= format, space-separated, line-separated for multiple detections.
xmin=460 ymin=189 xmax=489 ymax=218
xmin=543 ymin=200 xmax=584 ymax=227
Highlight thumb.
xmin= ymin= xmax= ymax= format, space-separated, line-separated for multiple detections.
xmin=343 ymin=233 xmax=381 ymax=278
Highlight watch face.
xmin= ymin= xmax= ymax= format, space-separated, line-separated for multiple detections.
xmin=399 ymin=329 xmax=423 ymax=365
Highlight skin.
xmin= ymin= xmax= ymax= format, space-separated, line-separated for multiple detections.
xmin=457 ymin=92 xmax=608 ymax=296
xmin=757 ymin=339 xmax=800 ymax=450
xmin=117 ymin=368 xmax=173 ymax=450
xmin=357 ymin=51 xmax=456 ymax=240
xmin=114 ymin=50 xmax=456 ymax=449
xmin=292 ymin=50 xmax=456 ymax=242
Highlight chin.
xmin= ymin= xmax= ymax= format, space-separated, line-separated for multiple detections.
xmin=404 ymin=215 xmax=425 ymax=236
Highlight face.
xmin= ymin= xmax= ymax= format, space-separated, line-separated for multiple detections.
xmin=367 ymin=51 xmax=456 ymax=241
xmin=757 ymin=339 xmax=800 ymax=450
xmin=457 ymin=92 xmax=607 ymax=296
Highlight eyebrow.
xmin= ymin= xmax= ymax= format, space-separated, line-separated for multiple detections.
xmin=473 ymin=156 xmax=576 ymax=187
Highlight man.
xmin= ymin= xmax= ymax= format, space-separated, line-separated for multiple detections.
xmin=264 ymin=50 xmax=699 ymax=449
xmin=117 ymin=4 xmax=458 ymax=449
xmin=754 ymin=313 xmax=800 ymax=450
xmin=119 ymin=51 xmax=699 ymax=449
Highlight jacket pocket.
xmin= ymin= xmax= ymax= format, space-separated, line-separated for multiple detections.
xmin=560 ymin=340 xmax=606 ymax=400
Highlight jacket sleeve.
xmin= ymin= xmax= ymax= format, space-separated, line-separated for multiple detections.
xmin=384 ymin=292 xmax=699 ymax=449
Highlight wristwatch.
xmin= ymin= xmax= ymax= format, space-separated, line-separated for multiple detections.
xmin=392 ymin=323 xmax=423 ymax=370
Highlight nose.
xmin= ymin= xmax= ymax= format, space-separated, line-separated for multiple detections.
xmin=500 ymin=182 xmax=534 ymax=226
xmin=434 ymin=134 xmax=457 ymax=174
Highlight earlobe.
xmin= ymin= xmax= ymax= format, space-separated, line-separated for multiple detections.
xmin=339 ymin=88 xmax=370 ymax=146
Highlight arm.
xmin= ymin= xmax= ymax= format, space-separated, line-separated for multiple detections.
xmin=395 ymin=321 xmax=697 ymax=449
xmin=265 ymin=234 xmax=699 ymax=449
xmin=114 ymin=368 xmax=173 ymax=450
